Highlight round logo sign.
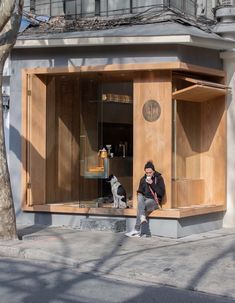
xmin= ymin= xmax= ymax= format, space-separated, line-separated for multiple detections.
xmin=142 ymin=100 xmax=161 ymax=122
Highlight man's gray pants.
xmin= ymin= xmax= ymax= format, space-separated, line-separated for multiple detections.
xmin=135 ymin=194 xmax=158 ymax=234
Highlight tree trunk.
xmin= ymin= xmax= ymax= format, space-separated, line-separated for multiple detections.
xmin=0 ymin=0 xmax=24 ymax=240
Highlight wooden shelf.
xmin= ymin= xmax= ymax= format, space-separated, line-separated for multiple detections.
xmin=172 ymin=84 xmax=226 ymax=102
xmin=89 ymin=93 xmax=132 ymax=104
xmin=173 ymin=74 xmax=226 ymax=89
xmin=172 ymin=74 xmax=227 ymax=102
xmin=89 ymin=100 xmax=133 ymax=104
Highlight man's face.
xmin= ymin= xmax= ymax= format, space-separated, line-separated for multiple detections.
xmin=145 ymin=168 xmax=154 ymax=177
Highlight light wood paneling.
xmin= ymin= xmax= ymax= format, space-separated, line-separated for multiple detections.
xmin=173 ymin=86 xmax=226 ymax=207
xmin=23 ymin=61 xmax=225 ymax=77
xmin=57 ymin=77 xmax=74 ymax=201
xmin=46 ymin=76 xmax=80 ymax=203
xmin=201 ymin=96 xmax=226 ymax=205
xmin=79 ymin=80 xmax=99 ymax=201
xmin=172 ymin=85 xmax=226 ymax=102
xmin=46 ymin=76 xmax=56 ymax=203
xmin=172 ymin=179 xmax=205 ymax=207
xmin=133 ymin=71 xmax=172 ymax=208
xmin=175 ymin=101 xmax=201 ymax=179
xmin=71 ymin=79 xmax=80 ymax=201
xmin=173 ymin=75 xmax=226 ymax=89
xmin=21 ymin=71 xmax=28 ymax=207
xmin=28 ymin=74 xmax=47 ymax=205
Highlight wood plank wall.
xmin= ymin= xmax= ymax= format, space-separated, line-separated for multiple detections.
xmin=46 ymin=75 xmax=80 ymax=203
xmin=133 ymin=71 xmax=172 ymax=209
xmin=174 ymin=94 xmax=226 ymax=206
xmin=28 ymin=74 xmax=47 ymax=205
xmin=201 ymin=96 xmax=226 ymax=205
xmin=46 ymin=76 xmax=56 ymax=203
xmin=175 ymin=101 xmax=202 ymax=179
xmin=79 ymin=80 xmax=99 ymax=201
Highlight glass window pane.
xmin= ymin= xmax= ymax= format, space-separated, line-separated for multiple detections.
xmin=79 ymin=76 xmax=133 ymax=208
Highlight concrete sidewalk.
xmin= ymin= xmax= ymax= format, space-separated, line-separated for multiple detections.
xmin=0 ymin=225 xmax=235 ymax=300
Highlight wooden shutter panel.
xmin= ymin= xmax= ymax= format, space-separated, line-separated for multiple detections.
xmin=172 ymin=75 xmax=227 ymax=102
xmin=27 ymin=74 xmax=47 ymax=206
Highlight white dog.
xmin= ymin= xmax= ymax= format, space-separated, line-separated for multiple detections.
xmin=107 ymin=175 xmax=127 ymax=208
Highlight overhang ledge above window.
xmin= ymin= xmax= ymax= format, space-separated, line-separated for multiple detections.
xmin=172 ymin=75 xmax=228 ymax=102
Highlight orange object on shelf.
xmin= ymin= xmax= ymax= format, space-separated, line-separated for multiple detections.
xmin=88 ymin=166 xmax=104 ymax=172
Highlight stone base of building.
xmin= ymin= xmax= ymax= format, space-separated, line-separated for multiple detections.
xmin=80 ymin=218 xmax=126 ymax=232
xmin=126 ymin=212 xmax=225 ymax=238
xmin=17 ymin=211 xmax=225 ymax=239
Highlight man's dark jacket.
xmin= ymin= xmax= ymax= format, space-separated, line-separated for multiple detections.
xmin=137 ymin=171 xmax=165 ymax=204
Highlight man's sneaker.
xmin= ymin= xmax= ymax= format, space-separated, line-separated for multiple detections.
xmin=140 ymin=215 xmax=147 ymax=224
xmin=139 ymin=233 xmax=151 ymax=238
xmin=125 ymin=230 xmax=140 ymax=237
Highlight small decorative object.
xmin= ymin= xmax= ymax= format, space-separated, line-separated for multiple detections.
xmin=98 ymin=148 xmax=108 ymax=167
xmin=142 ymin=99 xmax=161 ymax=122
xmin=106 ymin=145 xmax=112 ymax=157
xmin=99 ymin=148 xmax=108 ymax=158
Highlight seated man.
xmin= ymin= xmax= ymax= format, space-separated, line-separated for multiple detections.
xmin=125 ymin=161 xmax=165 ymax=237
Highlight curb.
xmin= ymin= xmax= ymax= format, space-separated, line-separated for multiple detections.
xmin=0 ymin=245 xmax=79 ymax=268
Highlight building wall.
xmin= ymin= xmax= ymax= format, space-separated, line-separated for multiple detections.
xmin=23 ymin=0 xmax=164 ymax=17
xmin=9 ymin=44 xmax=222 ymax=226
xmin=197 ymin=0 xmax=218 ymax=20
xmin=23 ymin=0 xmax=197 ymax=18
xmin=221 ymin=53 xmax=235 ymax=227
xmin=212 ymin=5 xmax=235 ymax=227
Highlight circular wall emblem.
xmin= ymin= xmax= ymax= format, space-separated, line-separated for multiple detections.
xmin=142 ymin=100 xmax=161 ymax=122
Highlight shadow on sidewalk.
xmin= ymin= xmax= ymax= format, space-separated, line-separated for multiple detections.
xmin=13 ymin=223 xmax=235 ymax=302
xmin=187 ymin=239 xmax=235 ymax=291
xmin=0 ymin=256 xmax=235 ymax=303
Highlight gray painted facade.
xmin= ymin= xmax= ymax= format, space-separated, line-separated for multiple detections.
xmin=214 ymin=5 xmax=235 ymax=228
xmin=8 ymin=0 xmax=235 ymax=237
xmin=10 ymin=44 xmax=224 ymax=236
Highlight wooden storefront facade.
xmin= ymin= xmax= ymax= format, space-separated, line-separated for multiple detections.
xmin=21 ymin=61 xmax=227 ymax=220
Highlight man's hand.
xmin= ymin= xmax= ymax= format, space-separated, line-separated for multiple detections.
xmin=146 ymin=177 xmax=153 ymax=184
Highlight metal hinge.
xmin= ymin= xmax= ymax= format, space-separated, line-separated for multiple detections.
xmin=27 ymin=90 xmax=31 ymax=96
xmin=27 ymin=182 xmax=31 ymax=189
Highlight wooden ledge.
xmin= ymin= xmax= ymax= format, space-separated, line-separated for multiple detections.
xmin=22 ymin=61 xmax=225 ymax=77
xmin=22 ymin=204 xmax=226 ymax=219
xmin=172 ymin=84 xmax=226 ymax=102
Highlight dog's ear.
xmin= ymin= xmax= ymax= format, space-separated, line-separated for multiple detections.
xmin=106 ymin=174 xmax=113 ymax=182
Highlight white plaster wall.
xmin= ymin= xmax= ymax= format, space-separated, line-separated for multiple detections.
xmin=222 ymin=52 xmax=235 ymax=227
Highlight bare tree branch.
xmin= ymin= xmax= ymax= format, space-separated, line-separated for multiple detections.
xmin=0 ymin=0 xmax=15 ymax=33
xmin=0 ymin=0 xmax=24 ymax=240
